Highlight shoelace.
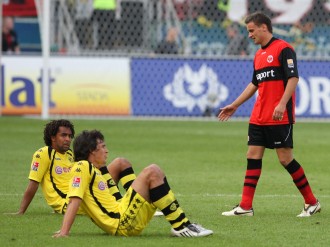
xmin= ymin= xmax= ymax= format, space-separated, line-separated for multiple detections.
xmin=187 ymin=223 xmax=204 ymax=233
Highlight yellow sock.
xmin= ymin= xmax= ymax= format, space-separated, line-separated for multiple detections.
xmin=119 ymin=167 xmax=136 ymax=191
xmin=150 ymin=179 xmax=190 ymax=230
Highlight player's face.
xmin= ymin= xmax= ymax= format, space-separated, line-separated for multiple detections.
xmin=51 ymin=126 xmax=73 ymax=154
xmin=91 ymin=139 xmax=108 ymax=167
xmin=246 ymin=22 xmax=267 ymax=46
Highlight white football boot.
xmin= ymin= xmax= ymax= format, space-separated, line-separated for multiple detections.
xmin=222 ymin=205 xmax=254 ymax=216
xmin=297 ymin=200 xmax=321 ymax=217
xmin=171 ymin=223 xmax=213 ymax=237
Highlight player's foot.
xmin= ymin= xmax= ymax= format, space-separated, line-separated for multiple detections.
xmin=222 ymin=205 xmax=254 ymax=216
xmin=297 ymin=200 xmax=321 ymax=217
xmin=171 ymin=223 xmax=213 ymax=237
xmin=154 ymin=210 xmax=164 ymax=216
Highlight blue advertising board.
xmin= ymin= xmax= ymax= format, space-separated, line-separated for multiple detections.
xmin=131 ymin=58 xmax=330 ymax=118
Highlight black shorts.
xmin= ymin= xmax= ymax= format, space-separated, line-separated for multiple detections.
xmin=248 ymin=124 xmax=293 ymax=149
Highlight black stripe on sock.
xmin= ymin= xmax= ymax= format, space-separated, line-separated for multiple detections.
xmin=285 ymin=159 xmax=300 ymax=174
xmin=119 ymin=167 xmax=134 ymax=180
xmin=297 ymin=181 xmax=309 ymax=190
xmin=163 ymin=177 xmax=171 ymax=190
xmin=160 ymin=200 xmax=179 ymax=215
xmin=123 ymin=181 xmax=133 ymax=191
xmin=244 ymin=183 xmax=257 ymax=188
xmin=149 ymin=183 xmax=169 ymax=202
xmin=247 ymin=159 xmax=262 ymax=170
xmin=293 ymin=174 xmax=306 ymax=184
xmin=245 ymin=175 xmax=259 ymax=180
xmin=171 ymin=213 xmax=188 ymax=229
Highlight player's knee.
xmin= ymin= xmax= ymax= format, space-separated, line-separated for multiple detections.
xmin=142 ymin=164 xmax=164 ymax=181
xmin=111 ymin=157 xmax=132 ymax=168
xmin=279 ymin=159 xmax=290 ymax=166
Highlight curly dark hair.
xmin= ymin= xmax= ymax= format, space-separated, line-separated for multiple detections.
xmin=245 ymin=11 xmax=273 ymax=34
xmin=43 ymin=119 xmax=75 ymax=146
xmin=73 ymin=130 xmax=104 ymax=162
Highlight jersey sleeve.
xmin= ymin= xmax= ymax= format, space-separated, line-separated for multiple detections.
xmin=67 ymin=161 xmax=90 ymax=199
xmin=28 ymin=148 xmax=50 ymax=183
xmin=279 ymin=47 xmax=299 ymax=80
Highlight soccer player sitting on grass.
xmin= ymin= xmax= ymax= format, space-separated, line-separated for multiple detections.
xmin=53 ymin=130 xmax=213 ymax=238
xmin=12 ymin=119 xmax=137 ymax=215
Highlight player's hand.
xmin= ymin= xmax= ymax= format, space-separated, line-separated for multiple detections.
xmin=218 ymin=105 xmax=237 ymax=121
xmin=3 ymin=212 xmax=23 ymax=215
xmin=52 ymin=230 xmax=69 ymax=238
xmin=272 ymin=104 xmax=286 ymax=121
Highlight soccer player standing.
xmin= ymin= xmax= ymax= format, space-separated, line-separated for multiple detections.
xmin=218 ymin=12 xmax=320 ymax=217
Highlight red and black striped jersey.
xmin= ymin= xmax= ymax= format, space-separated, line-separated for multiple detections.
xmin=250 ymin=37 xmax=298 ymax=125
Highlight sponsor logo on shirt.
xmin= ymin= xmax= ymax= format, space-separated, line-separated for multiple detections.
xmin=63 ymin=167 xmax=71 ymax=173
xmin=55 ymin=166 xmax=63 ymax=174
xmin=98 ymin=181 xmax=107 ymax=190
xmin=256 ymin=69 xmax=275 ymax=81
xmin=35 ymin=154 xmax=40 ymax=159
xmin=72 ymin=177 xmax=81 ymax=187
xmin=54 ymin=166 xmax=71 ymax=174
xmin=287 ymin=59 xmax=294 ymax=68
xmin=32 ymin=162 xmax=39 ymax=171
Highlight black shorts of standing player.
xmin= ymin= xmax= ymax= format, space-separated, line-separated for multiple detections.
xmin=248 ymin=124 xmax=293 ymax=149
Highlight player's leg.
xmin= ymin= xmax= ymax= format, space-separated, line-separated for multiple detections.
xmin=276 ymin=147 xmax=320 ymax=217
xmin=241 ymin=145 xmax=264 ymax=209
xmin=131 ymin=164 xmax=213 ymax=237
xmin=109 ymin=158 xmax=163 ymax=216
xmin=222 ymin=124 xmax=265 ymax=216
xmin=107 ymin=157 xmax=136 ymax=191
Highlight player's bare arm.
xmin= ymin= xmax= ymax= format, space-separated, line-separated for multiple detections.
xmin=218 ymin=82 xmax=258 ymax=121
xmin=273 ymin=77 xmax=299 ymax=121
xmin=53 ymin=197 xmax=82 ymax=238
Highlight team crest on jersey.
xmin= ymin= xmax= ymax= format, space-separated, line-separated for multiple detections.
xmin=32 ymin=162 xmax=39 ymax=171
xmin=287 ymin=59 xmax=294 ymax=68
xmin=72 ymin=177 xmax=81 ymax=187
xmin=267 ymin=55 xmax=273 ymax=63
xmin=98 ymin=181 xmax=107 ymax=190
xmin=55 ymin=166 xmax=63 ymax=174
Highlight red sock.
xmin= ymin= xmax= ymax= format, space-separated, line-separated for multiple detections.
xmin=240 ymin=159 xmax=262 ymax=209
xmin=285 ymin=159 xmax=317 ymax=205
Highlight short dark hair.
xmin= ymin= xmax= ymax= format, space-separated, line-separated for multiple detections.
xmin=73 ymin=130 xmax=104 ymax=162
xmin=245 ymin=11 xmax=273 ymax=34
xmin=43 ymin=119 xmax=75 ymax=146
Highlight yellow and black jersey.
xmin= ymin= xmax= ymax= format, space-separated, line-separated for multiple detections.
xmin=68 ymin=161 xmax=121 ymax=234
xmin=28 ymin=146 xmax=75 ymax=213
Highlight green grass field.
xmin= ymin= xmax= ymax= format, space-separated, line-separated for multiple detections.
xmin=0 ymin=116 xmax=329 ymax=247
